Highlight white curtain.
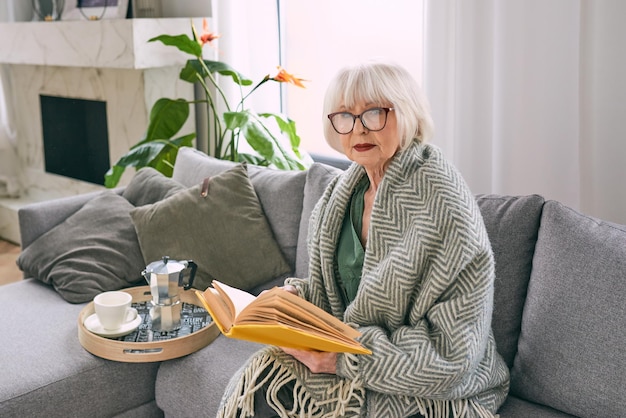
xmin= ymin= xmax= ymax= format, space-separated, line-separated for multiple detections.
xmin=213 ymin=0 xmax=281 ymax=114
xmin=424 ymin=0 xmax=626 ymax=224
xmin=0 ymin=65 xmax=23 ymax=197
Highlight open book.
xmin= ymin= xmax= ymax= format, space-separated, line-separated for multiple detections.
xmin=194 ymin=280 xmax=371 ymax=354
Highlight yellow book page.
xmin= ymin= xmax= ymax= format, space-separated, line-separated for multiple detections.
xmin=276 ymin=292 xmax=362 ymax=339
xmin=242 ymin=289 xmax=361 ymax=340
xmin=236 ymin=305 xmax=357 ymax=346
xmin=205 ymin=281 xmax=371 ymax=354
xmin=236 ymin=293 xmax=359 ymax=343
xmin=194 ymin=289 xmax=233 ymax=334
xmin=212 ymin=280 xmax=256 ymax=319
xmin=228 ymin=324 xmax=372 ymax=354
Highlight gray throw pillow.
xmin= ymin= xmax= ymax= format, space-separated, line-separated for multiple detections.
xmin=122 ymin=167 xmax=184 ymax=207
xmin=295 ymin=162 xmax=343 ymax=278
xmin=16 ymin=191 xmax=145 ymax=303
xmin=475 ymin=194 xmax=545 ymax=368
xmin=130 ymin=163 xmax=291 ymax=291
xmin=510 ymin=200 xmax=626 ymax=417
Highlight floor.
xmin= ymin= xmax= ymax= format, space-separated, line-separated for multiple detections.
xmin=0 ymin=239 xmax=22 ymax=286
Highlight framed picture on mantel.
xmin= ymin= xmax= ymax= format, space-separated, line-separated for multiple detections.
xmin=62 ymin=0 xmax=129 ymax=20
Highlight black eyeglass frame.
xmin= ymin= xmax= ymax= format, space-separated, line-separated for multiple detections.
xmin=327 ymin=107 xmax=395 ymax=135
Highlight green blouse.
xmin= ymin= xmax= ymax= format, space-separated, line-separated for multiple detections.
xmin=336 ymin=176 xmax=369 ymax=304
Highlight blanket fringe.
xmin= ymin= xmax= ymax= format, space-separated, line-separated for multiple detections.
xmin=218 ymin=351 xmax=365 ymax=418
xmin=219 ymin=350 xmax=500 ymax=418
xmin=314 ymin=377 xmax=365 ymax=417
xmin=218 ymin=352 xmax=275 ymax=417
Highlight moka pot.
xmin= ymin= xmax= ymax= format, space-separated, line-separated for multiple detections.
xmin=142 ymin=256 xmax=197 ymax=332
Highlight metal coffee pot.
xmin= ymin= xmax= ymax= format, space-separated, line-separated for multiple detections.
xmin=142 ymin=256 xmax=197 ymax=332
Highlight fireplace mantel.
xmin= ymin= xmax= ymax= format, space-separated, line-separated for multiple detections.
xmin=0 ymin=18 xmax=202 ymax=69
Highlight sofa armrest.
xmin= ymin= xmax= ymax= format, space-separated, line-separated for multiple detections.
xmin=18 ymin=189 xmax=123 ymax=249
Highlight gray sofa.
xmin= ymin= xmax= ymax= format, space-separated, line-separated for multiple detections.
xmin=1 ymin=146 xmax=625 ymax=417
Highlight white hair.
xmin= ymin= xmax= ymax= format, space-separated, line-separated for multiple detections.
xmin=322 ymin=60 xmax=434 ymax=153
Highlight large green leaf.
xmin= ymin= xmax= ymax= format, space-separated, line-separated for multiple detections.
xmin=117 ymin=141 xmax=168 ymax=168
xmin=224 ymin=111 xmax=275 ymax=159
xmin=148 ymin=143 xmax=178 ymax=177
xmin=143 ymin=98 xmax=190 ymax=143
xmin=252 ymin=113 xmax=307 ymax=170
xmin=260 ymin=113 xmax=303 ymax=159
xmin=224 ymin=111 xmax=306 ymax=171
xmin=171 ymin=133 xmax=196 ymax=147
xmin=104 ymin=134 xmax=194 ymax=188
xmin=149 ymin=34 xmax=202 ymax=57
xmin=104 ymin=165 xmax=125 ymax=189
xmin=180 ymin=59 xmax=253 ymax=86
xmin=105 ymin=142 xmax=169 ymax=187
xmin=155 ymin=134 xmax=196 ymax=176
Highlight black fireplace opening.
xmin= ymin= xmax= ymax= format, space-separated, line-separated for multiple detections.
xmin=40 ymin=95 xmax=110 ymax=186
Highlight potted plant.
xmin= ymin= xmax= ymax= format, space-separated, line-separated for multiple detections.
xmin=105 ymin=19 xmax=309 ymax=188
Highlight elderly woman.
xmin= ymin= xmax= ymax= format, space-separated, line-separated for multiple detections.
xmin=218 ymin=61 xmax=510 ymax=418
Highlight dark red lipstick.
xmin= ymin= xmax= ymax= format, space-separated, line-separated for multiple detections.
xmin=354 ymin=143 xmax=375 ymax=152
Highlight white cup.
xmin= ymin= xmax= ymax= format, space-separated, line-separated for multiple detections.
xmin=94 ymin=291 xmax=138 ymax=330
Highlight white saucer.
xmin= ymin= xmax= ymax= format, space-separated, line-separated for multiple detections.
xmin=84 ymin=313 xmax=142 ymax=338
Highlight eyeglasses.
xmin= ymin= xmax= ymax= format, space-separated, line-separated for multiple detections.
xmin=327 ymin=107 xmax=394 ymax=135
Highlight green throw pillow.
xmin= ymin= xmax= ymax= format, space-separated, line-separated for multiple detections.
xmin=16 ymin=191 xmax=145 ymax=303
xmin=129 ymin=163 xmax=290 ymax=291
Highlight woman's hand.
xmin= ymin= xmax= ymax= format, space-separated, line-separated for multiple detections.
xmin=281 ymin=347 xmax=337 ymax=374
xmin=281 ymin=284 xmax=298 ymax=296
xmin=260 ymin=284 xmax=298 ymax=297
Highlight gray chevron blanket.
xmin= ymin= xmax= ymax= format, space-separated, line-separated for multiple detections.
xmin=218 ymin=141 xmax=509 ymax=418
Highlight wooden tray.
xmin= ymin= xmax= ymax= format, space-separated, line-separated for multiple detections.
xmin=78 ymin=286 xmax=219 ymax=363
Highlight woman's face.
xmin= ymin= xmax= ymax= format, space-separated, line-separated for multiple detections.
xmin=334 ymin=102 xmax=400 ymax=174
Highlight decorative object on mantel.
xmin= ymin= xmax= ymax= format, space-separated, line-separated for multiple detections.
xmin=132 ymin=0 xmax=161 ymax=18
xmin=32 ymin=0 xmax=65 ymax=21
xmin=77 ymin=0 xmax=107 ymax=20
xmin=62 ymin=0 xmax=129 ymax=20
xmin=105 ymin=19 xmax=310 ymax=188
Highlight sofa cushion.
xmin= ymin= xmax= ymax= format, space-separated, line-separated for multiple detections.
xmin=497 ymin=395 xmax=577 ymax=417
xmin=295 ymin=162 xmax=343 ymax=278
xmin=172 ymin=147 xmax=307 ymax=272
xmin=16 ymin=191 xmax=145 ymax=303
xmin=18 ymin=190 xmax=106 ymax=249
xmin=130 ymin=163 xmax=290 ymax=291
xmin=510 ymin=201 xmax=626 ymax=417
xmin=475 ymin=194 xmax=545 ymax=368
xmin=156 ymin=336 xmax=264 ymax=417
xmin=122 ymin=167 xmax=184 ymax=206
xmin=0 ymin=279 xmax=159 ymax=417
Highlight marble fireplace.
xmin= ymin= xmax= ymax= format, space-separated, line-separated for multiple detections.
xmin=0 ymin=18 xmax=210 ymax=243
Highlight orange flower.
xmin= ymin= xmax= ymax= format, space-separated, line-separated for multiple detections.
xmin=272 ymin=66 xmax=307 ymax=88
xmin=197 ymin=18 xmax=220 ymax=46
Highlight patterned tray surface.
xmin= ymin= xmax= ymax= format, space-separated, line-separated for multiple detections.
xmin=116 ymin=301 xmax=212 ymax=343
